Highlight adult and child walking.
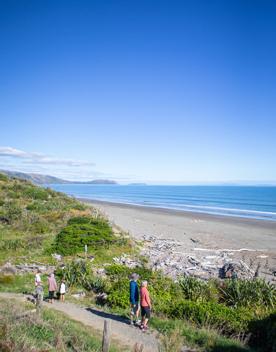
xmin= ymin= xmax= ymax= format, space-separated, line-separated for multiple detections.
xmin=129 ymin=273 xmax=151 ymax=332
xmin=34 ymin=270 xmax=66 ymax=304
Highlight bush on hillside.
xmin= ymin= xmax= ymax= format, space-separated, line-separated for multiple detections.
xmin=179 ymin=276 xmax=218 ymax=303
xmin=105 ymin=264 xmax=184 ymax=312
xmin=169 ymin=300 xmax=254 ymax=336
xmin=1 ymin=201 xmax=23 ymax=223
xmin=56 ymin=260 xmax=91 ymax=287
xmin=179 ymin=275 xmax=276 ymax=310
xmin=22 ymin=185 xmax=50 ymax=200
xmin=219 ymin=278 xmax=276 ymax=309
xmin=55 ymin=260 xmax=111 ymax=294
xmin=54 ymin=216 xmax=114 ymax=255
xmin=0 ymin=173 xmax=8 ymax=181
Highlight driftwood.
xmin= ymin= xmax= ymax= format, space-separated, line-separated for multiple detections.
xmin=139 ymin=235 xmax=266 ymax=280
xmin=102 ymin=320 xmax=111 ymax=352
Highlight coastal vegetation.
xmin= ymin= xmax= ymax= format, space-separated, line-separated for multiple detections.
xmin=0 ymin=298 xmax=121 ymax=352
xmin=0 ymin=173 xmax=275 ymax=351
xmin=54 ymin=216 xmax=120 ymax=255
xmin=0 ymin=173 xmax=131 ymax=265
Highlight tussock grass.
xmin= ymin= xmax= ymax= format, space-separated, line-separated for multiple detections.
xmin=152 ymin=317 xmax=253 ymax=352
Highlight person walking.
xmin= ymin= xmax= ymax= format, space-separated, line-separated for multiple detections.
xmin=35 ymin=269 xmax=42 ymax=287
xmin=59 ymin=279 xmax=66 ymax=302
xmin=129 ymin=273 xmax=140 ymax=325
xmin=140 ymin=280 xmax=151 ymax=332
xmin=47 ymin=273 xmax=57 ymax=303
xmin=35 ymin=281 xmax=44 ymax=314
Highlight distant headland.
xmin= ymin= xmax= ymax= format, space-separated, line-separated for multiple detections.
xmin=0 ymin=170 xmax=118 ymax=185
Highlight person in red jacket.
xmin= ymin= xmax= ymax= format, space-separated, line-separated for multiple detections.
xmin=140 ymin=280 xmax=151 ymax=331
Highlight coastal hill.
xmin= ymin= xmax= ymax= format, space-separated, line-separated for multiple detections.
xmin=0 ymin=169 xmax=117 ymax=185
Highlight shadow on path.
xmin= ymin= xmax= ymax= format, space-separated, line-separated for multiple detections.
xmin=86 ymin=308 xmax=129 ymax=325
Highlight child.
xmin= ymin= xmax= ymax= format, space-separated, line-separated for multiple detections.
xmin=35 ymin=269 xmax=42 ymax=287
xmin=60 ymin=279 xmax=66 ymax=302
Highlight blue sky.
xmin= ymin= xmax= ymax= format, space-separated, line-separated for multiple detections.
xmin=0 ymin=0 xmax=275 ymax=184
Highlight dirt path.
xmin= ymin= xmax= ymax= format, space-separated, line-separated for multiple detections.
xmin=0 ymin=292 xmax=160 ymax=352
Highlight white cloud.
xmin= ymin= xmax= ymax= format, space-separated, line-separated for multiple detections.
xmin=0 ymin=146 xmax=132 ymax=182
xmin=0 ymin=147 xmax=95 ymax=167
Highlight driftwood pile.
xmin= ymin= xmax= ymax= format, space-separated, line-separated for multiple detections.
xmin=0 ymin=262 xmax=55 ymax=275
xmin=113 ymin=254 xmax=142 ymax=268
xmin=111 ymin=234 xmax=264 ymax=280
xmin=140 ymin=235 xmax=256 ymax=280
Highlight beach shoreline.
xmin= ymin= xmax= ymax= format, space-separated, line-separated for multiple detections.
xmin=79 ymin=198 xmax=276 ymax=229
xmin=80 ymin=198 xmax=276 ymax=280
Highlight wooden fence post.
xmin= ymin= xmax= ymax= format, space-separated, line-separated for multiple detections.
xmin=102 ymin=320 xmax=110 ymax=352
xmin=133 ymin=342 xmax=144 ymax=352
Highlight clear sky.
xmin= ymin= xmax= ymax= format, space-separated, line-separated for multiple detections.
xmin=0 ymin=0 xmax=275 ymax=184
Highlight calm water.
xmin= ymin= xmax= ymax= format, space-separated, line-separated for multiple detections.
xmin=48 ymin=184 xmax=276 ymax=221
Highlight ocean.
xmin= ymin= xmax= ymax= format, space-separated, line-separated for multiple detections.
xmin=48 ymin=184 xmax=276 ymax=222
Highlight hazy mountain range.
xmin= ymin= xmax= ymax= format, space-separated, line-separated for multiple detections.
xmin=0 ymin=170 xmax=117 ymax=185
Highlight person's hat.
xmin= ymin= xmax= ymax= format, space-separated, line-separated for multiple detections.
xmin=130 ymin=273 xmax=139 ymax=280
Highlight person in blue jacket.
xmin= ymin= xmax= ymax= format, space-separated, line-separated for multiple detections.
xmin=129 ymin=273 xmax=140 ymax=325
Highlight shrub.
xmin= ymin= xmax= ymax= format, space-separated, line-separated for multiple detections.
xmin=70 ymin=203 xmax=87 ymax=211
xmin=107 ymin=279 xmax=130 ymax=308
xmin=219 ymin=278 xmax=276 ymax=309
xmin=26 ymin=201 xmax=46 ymax=212
xmin=105 ymin=264 xmax=133 ymax=277
xmin=30 ymin=218 xmax=50 ymax=234
xmin=105 ymin=265 xmax=184 ymax=312
xmin=0 ymin=173 xmax=8 ymax=181
xmin=54 ymin=217 xmax=114 ymax=255
xmin=22 ymin=186 xmax=49 ymax=200
xmin=179 ymin=276 xmax=218 ymax=302
xmin=0 ymin=275 xmax=15 ymax=285
xmin=67 ymin=216 xmax=105 ymax=226
xmin=56 ymin=260 xmax=91 ymax=288
xmin=169 ymin=300 xmax=254 ymax=335
xmin=56 ymin=260 xmax=110 ymax=293
xmin=2 ymin=201 xmax=22 ymax=223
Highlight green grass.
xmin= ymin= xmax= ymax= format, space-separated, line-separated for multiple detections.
xmin=0 ymin=298 xmax=126 ymax=352
xmin=151 ymin=317 xmax=254 ymax=352
xmin=0 ymin=273 xmax=35 ymax=293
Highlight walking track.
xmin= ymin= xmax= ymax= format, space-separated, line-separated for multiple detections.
xmin=0 ymin=292 xmax=160 ymax=352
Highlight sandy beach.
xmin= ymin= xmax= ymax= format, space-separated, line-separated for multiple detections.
xmin=82 ymin=199 xmax=276 ymax=250
xmin=81 ymin=199 xmax=276 ymax=279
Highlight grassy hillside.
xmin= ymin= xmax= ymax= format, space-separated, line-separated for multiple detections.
xmin=0 ymin=172 xmax=86 ymax=263
xmin=0 ymin=173 xmax=130 ymax=265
